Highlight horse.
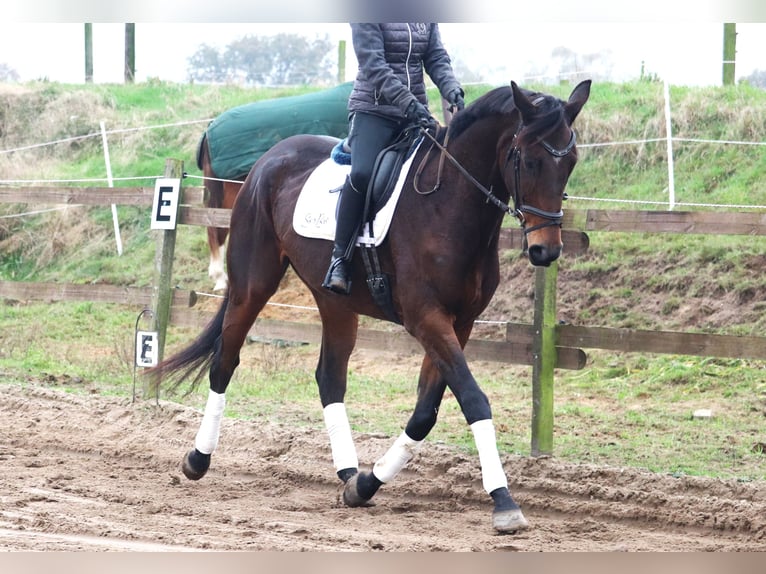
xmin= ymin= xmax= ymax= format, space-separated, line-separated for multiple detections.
xmin=196 ymin=137 xmax=246 ymax=291
xmin=152 ymin=80 xmax=591 ymax=533
xmin=196 ymin=83 xmax=353 ymax=291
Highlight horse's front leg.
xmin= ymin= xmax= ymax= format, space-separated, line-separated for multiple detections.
xmin=315 ymin=307 xmax=363 ymax=487
xmin=452 ymin=356 xmax=528 ymax=532
xmin=345 ymin=315 xmax=528 ymax=532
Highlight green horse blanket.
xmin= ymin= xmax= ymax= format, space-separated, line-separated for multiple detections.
xmin=200 ymin=82 xmax=353 ymax=181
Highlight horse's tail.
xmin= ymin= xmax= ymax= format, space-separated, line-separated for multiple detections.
xmin=195 ymin=131 xmax=208 ymax=172
xmin=147 ymin=292 xmax=228 ymax=396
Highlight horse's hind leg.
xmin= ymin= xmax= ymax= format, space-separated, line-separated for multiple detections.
xmin=183 ymin=245 xmax=288 ymax=480
xmin=207 ymin=226 xmax=229 ymax=292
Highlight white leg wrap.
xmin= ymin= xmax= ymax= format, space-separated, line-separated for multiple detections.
xmin=372 ymin=431 xmax=423 ymax=484
xmin=323 ymin=403 xmax=358 ymax=472
xmin=470 ymin=419 xmax=509 ymax=494
xmin=209 ymin=247 xmax=228 ymax=292
xmin=195 ymin=390 xmax=226 ymax=455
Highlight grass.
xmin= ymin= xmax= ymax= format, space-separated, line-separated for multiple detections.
xmin=1 ymin=79 xmax=766 ymax=483
xmin=2 ymin=299 xmax=765 ymax=482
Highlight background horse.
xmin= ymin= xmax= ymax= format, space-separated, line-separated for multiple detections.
xmin=153 ymin=80 xmax=591 ymax=533
xmin=196 ymin=83 xmax=353 ymax=290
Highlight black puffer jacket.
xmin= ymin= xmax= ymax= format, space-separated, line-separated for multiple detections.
xmin=347 ymin=23 xmax=461 ymax=119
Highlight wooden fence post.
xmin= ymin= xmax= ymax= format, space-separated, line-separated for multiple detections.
xmin=722 ymin=23 xmax=736 ymax=86
xmin=337 ymin=40 xmax=346 ymax=84
xmin=530 ymin=260 xmax=558 ymax=456
xmin=150 ymin=159 xmax=184 ymax=367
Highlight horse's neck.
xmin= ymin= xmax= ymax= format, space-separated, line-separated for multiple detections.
xmin=448 ymin=118 xmax=512 ymax=227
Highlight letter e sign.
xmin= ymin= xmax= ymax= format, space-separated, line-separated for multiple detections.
xmin=135 ymin=330 xmax=159 ymax=367
xmin=151 ymin=178 xmax=181 ymax=230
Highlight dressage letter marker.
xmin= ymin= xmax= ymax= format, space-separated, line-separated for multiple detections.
xmin=151 ymin=177 xmax=181 ymax=230
xmin=135 ymin=330 xmax=159 ymax=367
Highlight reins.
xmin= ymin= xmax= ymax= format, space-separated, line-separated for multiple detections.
xmin=416 ymin=127 xmax=516 ymax=216
xmin=414 ymin=118 xmax=576 ymax=235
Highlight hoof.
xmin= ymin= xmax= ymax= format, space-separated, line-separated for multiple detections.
xmin=342 ymin=473 xmax=376 ymax=508
xmin=492 ymin=508 xmax=529 ymax=533
xmin=181 ymin=448 xmax=210 ymax=480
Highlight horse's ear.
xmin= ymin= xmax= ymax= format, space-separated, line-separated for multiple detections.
xmin=510 ymin=81 xmax=536 ymax=122
xmin=564 ymin=79 xmax=591 ymax=125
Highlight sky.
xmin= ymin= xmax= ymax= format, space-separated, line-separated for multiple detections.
xmin=0 ymin=22 xmax=764 ymax=87
xmin=1 ymin=0 xmax=765 ymax=87
xmin=0 ymin=21 xmax=765 ymax=88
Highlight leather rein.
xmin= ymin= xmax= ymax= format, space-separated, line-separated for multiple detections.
xmin=415 ymin=119 xmax=576 ymax=235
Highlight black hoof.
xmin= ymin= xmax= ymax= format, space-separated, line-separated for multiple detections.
xmin=342 ymin=473 xmax=377 ymax=507
xmin=181 ymin=448 xmax=210 ymax=480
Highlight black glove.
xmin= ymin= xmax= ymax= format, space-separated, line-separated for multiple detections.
xmin=405 ymin=100 xmax=438 ymax=130
xmin=447 ymin=87 xmax=465 ymax=112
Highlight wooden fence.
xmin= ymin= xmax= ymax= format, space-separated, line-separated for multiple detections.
xmin=2 ymin=165 xmax=766 ymax=456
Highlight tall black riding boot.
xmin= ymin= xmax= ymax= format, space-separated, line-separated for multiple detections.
xmin=322 ymin=178 xmax=366 ymax=295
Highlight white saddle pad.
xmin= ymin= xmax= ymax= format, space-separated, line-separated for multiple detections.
xmin=292 ymin=141 xmax=420 ymax=247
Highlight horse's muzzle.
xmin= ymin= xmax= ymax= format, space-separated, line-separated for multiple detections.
xmin=527 ymin=243 xmax=562 ymax=267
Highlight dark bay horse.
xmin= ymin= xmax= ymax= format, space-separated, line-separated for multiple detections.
xmin=196 ymin=83 xmax=352 ymax=290
xmin=152 ymin=80 xmax=591 ymax=533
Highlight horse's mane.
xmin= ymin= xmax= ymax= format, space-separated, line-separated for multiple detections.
xmin=448 ymin=85 xmax=566 ymax=145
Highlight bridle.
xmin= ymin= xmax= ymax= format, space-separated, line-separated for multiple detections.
xmin=417 ymin=117 xmax=576 ymax=237
xmin=505 ymin=124 xmax=577 ymax=234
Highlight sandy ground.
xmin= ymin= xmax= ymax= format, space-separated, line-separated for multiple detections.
xmin=1 ymin=381 xmax=765 ymax=552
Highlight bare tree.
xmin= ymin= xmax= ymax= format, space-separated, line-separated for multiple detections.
xmin=187 ymin=33 xmax=335 ymax=86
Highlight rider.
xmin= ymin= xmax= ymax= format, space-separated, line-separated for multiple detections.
xmin=322 ymin=23 xmax=465 ymax=295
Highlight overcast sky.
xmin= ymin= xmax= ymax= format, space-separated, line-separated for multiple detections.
xmin=0 ymin=22 xmax=764 ymax=87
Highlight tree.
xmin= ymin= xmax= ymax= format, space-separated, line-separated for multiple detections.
xmin=187 ymin=33 xmax=335 ymax=86
xmin=550 ymin=46 xmax=613 ymax=83
xmin=742 ymin=69 xmax=766 ymax=89
xmin=187 ymin=44 xmax=228 ymax=84
xmin=267 ymin=33 xmax=334 ymax=85
xmin=0 ymin=63 xmax=19 ymax=82
xmin=223 ymin=35 xmax=272 ymax=84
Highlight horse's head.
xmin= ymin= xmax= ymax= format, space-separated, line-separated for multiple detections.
xmin=506 ymin=80 xmax=591 ymax=267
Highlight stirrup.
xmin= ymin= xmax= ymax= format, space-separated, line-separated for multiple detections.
xmin=322 ymin=257 xmax=352 ymax=295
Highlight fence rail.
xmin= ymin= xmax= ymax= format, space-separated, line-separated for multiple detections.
xmin=2 ymin=179 xmax=765 ymax=456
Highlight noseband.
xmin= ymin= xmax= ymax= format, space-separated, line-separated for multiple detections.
xmin=506 ymin=126 xmax=576 ymax=235
xmin=417 ymin=115 xmax=576 ymax=236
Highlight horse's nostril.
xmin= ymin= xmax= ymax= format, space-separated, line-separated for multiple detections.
xmin=528 ymin=244 xmax=561 ymax=267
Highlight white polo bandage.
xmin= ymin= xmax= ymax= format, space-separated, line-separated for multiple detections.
xmin=195 ymin=390 xmax=226 ymax=455
xmin=323 ymin=403 xmax=359 ymax=472
xmin=470 ymin=419 xmax=509 ymax=494
xmin=372 ymin=431 xmax=423 ymax=483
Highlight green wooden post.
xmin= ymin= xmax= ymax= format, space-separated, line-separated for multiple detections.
xmin=337 ymin=40 xmax=346 ymax=84
xmin=150 ymin=159 xmax=184 ymax=368
xmin=530 ymin=261 xmax=558 ymax=456
xmin=722 ymin=23 xmax=736 ymax=86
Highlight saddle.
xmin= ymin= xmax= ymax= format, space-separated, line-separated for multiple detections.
xmin=330 ymin=127 xmax=423 ymax=324
xmin=331 ymin=127 xmax=422 ymax=222
xmin=366 ymin=127 xmax=422 ymax=221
